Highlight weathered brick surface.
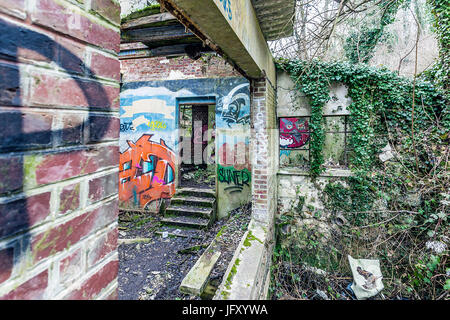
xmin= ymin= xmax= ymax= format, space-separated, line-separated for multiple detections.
xmin=0 ymin=0 xmax=120 ymax=299
xmin=60 ymin=113 xmax=85 ymax=146
xmin=0 ymin=270 xmax=48 ymax=300
xmin=0 ymin=156 xmax=23 ymax=194
xmin=59 ymin=248 xmax=83 ymax=285
xmin=0 ymin=192 xmax=51 ymax=238
xmin=63 ymin=259 xmax=118 ymax=300
xmin=0 ymin=63 xmax=22 ymax=106
xmin=90 ymin=51 xmax=120 ymax=81
xmin=0 ymin=0 xmax=26 ymax=19
xmin=33 ymin=145 xmax=118 ymax=187
xmin=32 ymin=0 xmax=120 ymax=52
xmin=120 ymin=55 xmax=241 ymax=82
xmin=28 ymin=71 xmax=119 ymax=110
xmin=59 ymin=183 xmax=80 ymax=214
xmin=88 ymin=171 xmax=118 ymax=203
xmin=56 ymin=36 xmax=86 ymax=75
xmin=88 ymin=115 xmax=120 ymax=142
xmin=0 ymin=247 xmax=14 ymax=284
xmin=31 ymin=199 xmax=118 ymax=263
xmin=87 ymin=227 xmax=117 ymax=267
xmin=0 ymin=109 xmax=53 ymax=151
xmin=90 ymin=0 xmax=121 ymax=25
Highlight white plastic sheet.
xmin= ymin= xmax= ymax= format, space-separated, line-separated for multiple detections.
xmin=348 ymin=255 xmax=384 ymax=299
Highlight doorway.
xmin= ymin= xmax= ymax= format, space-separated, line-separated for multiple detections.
xmin=178 ymin=101 xmax=216 ymax=189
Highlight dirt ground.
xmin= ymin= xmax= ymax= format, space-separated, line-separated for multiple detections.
xmin=117 ymin=203 xmax=251 ymax=300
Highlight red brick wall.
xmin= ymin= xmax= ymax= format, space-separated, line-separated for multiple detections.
xmin=120 ymin=53 xmax=241 ymax=82
xmin=0 ymin=0 xmax=120 ymax=299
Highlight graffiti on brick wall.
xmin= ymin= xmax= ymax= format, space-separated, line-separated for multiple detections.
xmin=0 ymin=18 xmax=115 ymax=281
xmin=119 ymin=134 xmax=176 ymax=209
xmin=279 ymin=117 xmax=310 ymax=148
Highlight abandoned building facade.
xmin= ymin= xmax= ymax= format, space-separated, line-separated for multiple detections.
xmin=0 ymin=0 xmax=361 ymax=300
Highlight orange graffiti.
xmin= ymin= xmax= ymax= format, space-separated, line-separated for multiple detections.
xmin=119 ymin=134 xmax=176 ymax=209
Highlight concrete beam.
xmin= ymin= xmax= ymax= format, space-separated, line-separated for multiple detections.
xmin=160 ymin=0 xmax=276 ymax=82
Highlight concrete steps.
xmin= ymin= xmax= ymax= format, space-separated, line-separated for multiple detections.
xmin=161 ymin=187 xmax=216 ymax=230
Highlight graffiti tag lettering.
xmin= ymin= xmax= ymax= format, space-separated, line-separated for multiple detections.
xmin=218 ymin=165 xmax=250 ymax=193
xmin=120 ymin=121 xmax=134 ymax=132
xmin=119 ymin=134 xmax=176 ymax=209
xmin=219 ymin=0 xmax=232 ymax=20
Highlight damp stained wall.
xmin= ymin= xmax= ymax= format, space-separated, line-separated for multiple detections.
xmin=119 ymin=77 xmax=252 ymax=218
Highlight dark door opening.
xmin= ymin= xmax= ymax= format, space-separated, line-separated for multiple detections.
xmin=179 ymin=103 xmax=216 ymax=188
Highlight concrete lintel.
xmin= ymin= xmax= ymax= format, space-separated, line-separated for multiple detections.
xmin=160 ymin=0 xmax=276 ymax=83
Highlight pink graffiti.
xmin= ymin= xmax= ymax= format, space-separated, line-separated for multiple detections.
xmin=279 ymin=117 xmax=310 ymax=148
xmin=152 ymin=175 xmax=164 ymax=184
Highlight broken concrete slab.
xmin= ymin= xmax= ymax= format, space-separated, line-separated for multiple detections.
xmin=179 ymin=244 xmax=221 ymax=296
xmin=213 ymin=220 xmax=273 ymax=300
xmin=118 ymin=238 xmax=153 ymax=245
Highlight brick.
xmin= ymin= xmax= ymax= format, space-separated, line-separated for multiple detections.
xmin=0 ymin=19 xmax=56 ymax=63
xmin=90 ymin=51 xmax=120 ymax=80
xmin=88 ymin=115 xmax=119 ymax=142
xmin=59 ymin=248 xmax=82 ymax=284
xmin=0 ymin=156 xmax=23 ymax=194
xmin=31 ymin=199 xmax=117 ymax=263
xmin=254 ymin=179 xmax=267 ymax=184
xmin=0 ymin=109 xmax=53 ymax=151
xmin=63 ymin=259 xmax=118 ymax=299
xmin=56 ymin=36 xmax=86 ymax=75
xmin=254 ymin=190 xmax=267 ymax=194
xmin=0 ymin=192 xmax=51 ymax=238
xmin=87 ymin=228 xmax=117 ymax=267
xmin=90 ymin=0 xmax=120 ymax=25
xmin=88 ymin=172 xmax=118 ymax=203
xmin=0 ymin=270 xmax=48 ymax=300
xmin=60 ymin=113 xmax=84 ymax=145
xmin=33 ymin=145 xmax=118 ymax=186
xmin=0 ymin=247 xmax=14 ymax=284
xmin=28 ymin=71 xmax=120 ymax=110
xmin=0 ymin=63 xmax=21 ymax=106
xmin=59 ymin=183 xmax=80 ymax=214
xmin=0 ymin=0 xmax=26 ymax=19
xmin=32 ymin=0 xmax=120 ymax=52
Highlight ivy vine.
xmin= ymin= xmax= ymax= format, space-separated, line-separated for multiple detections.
xmin=421 ymin=0 xmax=450 ymax=92
xmin=277 ymin=59 xmax=448 ymax=219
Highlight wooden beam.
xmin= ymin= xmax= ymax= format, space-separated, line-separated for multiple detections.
xmin=121 ymin=12 xmax=177 ymax=30
xmin=119 ymin=43 xmax=213 ymax=60
xmin=121 ymin=24 xmax=196 ymax=43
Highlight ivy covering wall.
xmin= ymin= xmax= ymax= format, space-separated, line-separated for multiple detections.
xmin=273 ymin=59 xmax=449 ymax=299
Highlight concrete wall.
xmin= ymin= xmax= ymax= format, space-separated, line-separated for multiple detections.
xmin=0 ymin=0 xmax=120 ymax=299
xmin=119 ymin=56 xmax=252 ymax=218
xmin=214 ymin=76 xmax=278 ymax=300
xmin=162 ymin=0 xmax=276 ymax=82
